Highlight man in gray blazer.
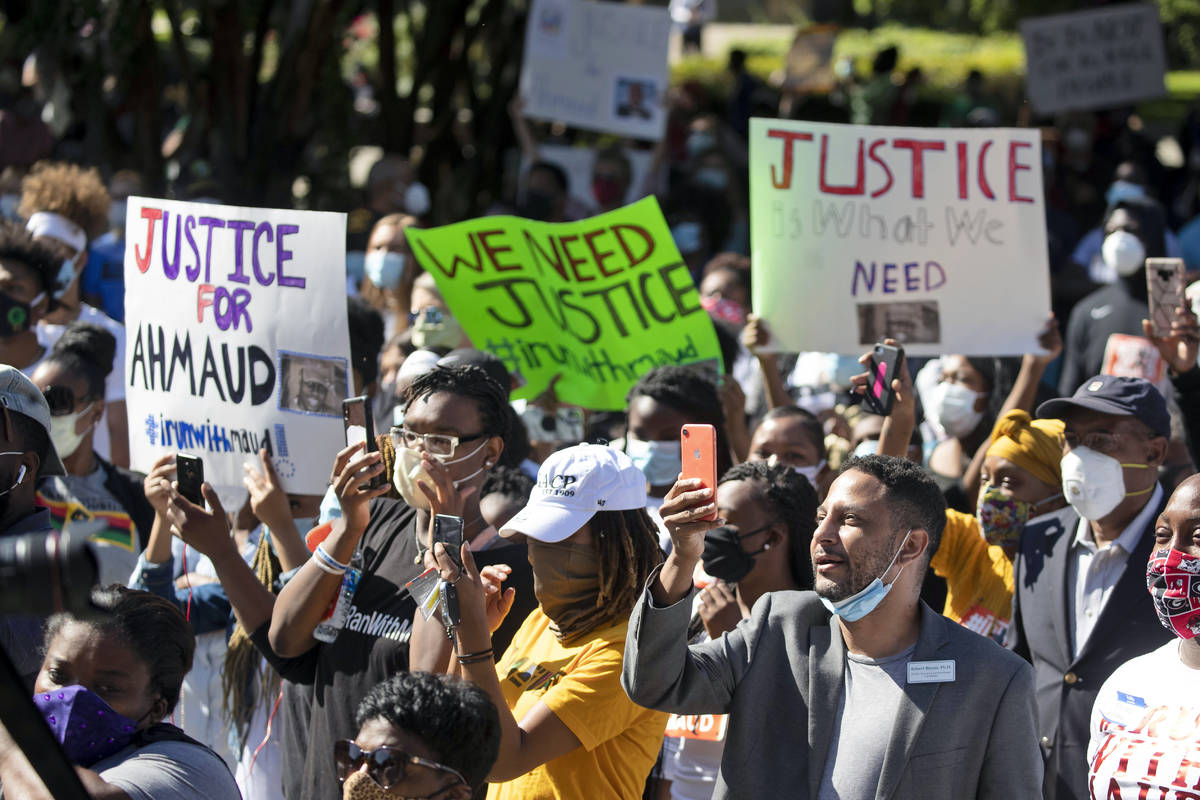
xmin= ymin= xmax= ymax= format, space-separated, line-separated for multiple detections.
xmin=623 ymin=454 xmax=1042 ymax=799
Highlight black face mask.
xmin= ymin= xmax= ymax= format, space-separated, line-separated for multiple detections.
xmin=701 ymin=521 xmax=774 ymax=584
xmin=0 ymin=291 xmax=34 ymax=338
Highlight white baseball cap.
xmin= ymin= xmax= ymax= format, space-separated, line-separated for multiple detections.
xmin=501 ymin=443 xmax=648 ymax=543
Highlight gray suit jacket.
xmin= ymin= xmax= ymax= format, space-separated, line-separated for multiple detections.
xmin=622 ymin=575 xmax=1042 ymax=800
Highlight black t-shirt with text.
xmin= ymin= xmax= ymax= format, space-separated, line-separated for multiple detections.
xmin=252 ymin=497 xmax=421 ymax=800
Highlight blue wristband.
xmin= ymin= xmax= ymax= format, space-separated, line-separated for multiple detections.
xmin=314 ymin=543 xmax=350 ymax=573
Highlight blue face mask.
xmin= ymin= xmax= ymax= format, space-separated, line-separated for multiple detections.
xmin=694 ymin=167 xmax=729 ymax=191
xmin=819 ymin=529 xmax=911 ymax=622
xmin=671 ymin=222 xmax=704 ymax=255
xmin=621 ymin=436 xmax=682 ymax=488
xmin=318 ymin=484 xmax=342 ymax=524
xmin=364 ymin=250 xmax=405 ymax=290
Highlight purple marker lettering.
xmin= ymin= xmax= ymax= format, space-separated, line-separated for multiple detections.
xmin=226 ymin=220 xmax=256 ymax=285
xmin=275 ymin=224 xmax=305 ymax=288
xmin=197 ymin=217 xmax=226 ymax=284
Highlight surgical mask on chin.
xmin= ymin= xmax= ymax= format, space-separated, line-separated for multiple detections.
xmin=975 ymin=486 xmax=1062 ymax=549
xmin=1147 ymin=547 xmax=1200 ymax=640
xmin=364 ymin=251 xmax=405 ymax=290
xmin=391 ymin=439 xmax=489 ymax=511
xmin=622 ymin=435 xmax=682 ymax=487
xmin=1060 ymin=445 xmax=1152 ymax=521
xmin=48 ymin=404 xmax=96 ymax=460
xmin=819 ymin=529 xmax=911 ymax=622
xmin=930 ymin=381 xmax=986 ymax=439
xmin=1102 ymin=230 xmax=1146 ymax=277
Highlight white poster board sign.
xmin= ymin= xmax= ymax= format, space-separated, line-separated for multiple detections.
xmin=124 ymin=197 xmax=351 ymax=508
xmin=1020 ymin=4 xmax=1166 ymax=115
xmin=520 ymin=0 xmax=671 ymax=141
xmin=749 ymin=119 xmax=1050 ymax=356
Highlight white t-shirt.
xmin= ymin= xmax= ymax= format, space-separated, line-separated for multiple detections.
xmin=1087 ymin=638 xmax=1200 ymax=798
xmin=38 ymin=303 xmax=126 ymax=459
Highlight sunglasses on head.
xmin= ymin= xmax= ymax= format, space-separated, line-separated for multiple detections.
xmin=334 ymin=739 xmax=467 ymax=791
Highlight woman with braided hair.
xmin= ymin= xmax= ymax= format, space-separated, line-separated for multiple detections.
xmin=428 ymin=443 xmax=668 ymax=800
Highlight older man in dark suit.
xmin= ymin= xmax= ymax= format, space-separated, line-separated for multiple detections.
xmin=1013 ymin=375 xmax=1173 ymax=800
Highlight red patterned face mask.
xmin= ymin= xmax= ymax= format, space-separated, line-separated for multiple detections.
xmin=1146 ymin=548 xmax=1200 ymax=640
xmin=699 ymin=295 xmax=746 ymax=326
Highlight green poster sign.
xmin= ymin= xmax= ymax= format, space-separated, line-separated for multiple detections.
xmin=406 ymin=197 xmax=721 ymax=410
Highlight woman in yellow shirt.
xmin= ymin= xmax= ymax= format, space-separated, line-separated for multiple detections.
xmin=427 ymin=442 xmax=666 ymax=800
xmin=852 ymin=343 xmax=1071 ymax=643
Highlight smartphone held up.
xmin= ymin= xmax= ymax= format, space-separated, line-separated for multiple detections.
xmin=681 ymin=424 xmax=718 ymax=521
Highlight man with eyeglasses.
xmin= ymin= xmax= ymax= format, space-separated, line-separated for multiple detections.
xmin=1012 ymin=374 xmax=1173 ymax=800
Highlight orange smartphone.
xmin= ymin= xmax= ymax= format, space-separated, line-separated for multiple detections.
xmin=681 ymin=424 xmax=718 ymax=521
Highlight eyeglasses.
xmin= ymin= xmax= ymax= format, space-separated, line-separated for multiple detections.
xmin=407 ymin=306 xmax=444 ymax=327
xmin=1063 ymin=429 xmax=1151 ymax=456
xmin=390 ymin=426 xmax=488 ymax=457
xmin=334 ymin=739 xmax=467 ymax=791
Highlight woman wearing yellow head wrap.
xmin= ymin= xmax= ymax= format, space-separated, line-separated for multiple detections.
xmin=931 ymin=410 xmax=1072 ymax=643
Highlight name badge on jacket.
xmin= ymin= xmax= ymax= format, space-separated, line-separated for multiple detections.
xmin=907 ymin=660 xmax=956 ymax=684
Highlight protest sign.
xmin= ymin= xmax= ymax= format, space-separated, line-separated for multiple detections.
xmin=1020 ymin=4 xmax=1166 ymax=115
xmin=520 ymin=0 xmax=671 ymax=141
xmin=405 ymin=197 xmax=721 ymax=410
xmin=123 ymin=197 xmax=351 ymax=508
xmin=783 ymin=25 xmax=839 ymax=94
xmin=749 ymin=118 xmax=1050 ymax=356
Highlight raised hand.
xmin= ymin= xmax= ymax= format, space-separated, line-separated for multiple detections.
xmin=330 ymin=442 xmax=392 ymax=539
xmin=698 ymin=579 xmax=743 ymax=638
xmin=143 ymin=454 xmax=178 ymax=519
xmin=659 ymin=477 xmax=724 ymax=564
xmin=1143 ymin=303 xmax=1200 ymax=374
xmin=244 ymin=448 xmax=293 ymax=535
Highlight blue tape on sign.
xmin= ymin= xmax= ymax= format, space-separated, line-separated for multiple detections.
xmin=275 ymin=424 xmax=288 ymax=457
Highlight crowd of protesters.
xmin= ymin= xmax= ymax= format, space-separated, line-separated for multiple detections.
xmin=0 ymin=39 xmax=1199 ymax=800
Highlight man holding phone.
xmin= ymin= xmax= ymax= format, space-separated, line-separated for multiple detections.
xmin=623 ymin=454 xmax=1042 ymax=799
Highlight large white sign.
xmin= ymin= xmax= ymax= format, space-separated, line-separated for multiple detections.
xmin=1020 ymin=4 xmax=1166 ymax=115
xmin=124 ymin=197 xmax=351 ymax=508
xmin=520 ymin=0 xmax=671 ymax=141
xmin=749 ymin=119 xmax=1051 ymax=356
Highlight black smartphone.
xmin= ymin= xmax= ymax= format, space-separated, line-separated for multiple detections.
xmin=433 ymin=514 xmax=464 ymax=570
xmin=176 ymin=453 xmax=204 ymax=506
xmin=860 ymin=343 xmax=905 ymax=416
xmin=343 ymin=395 xmax=385 ymax=490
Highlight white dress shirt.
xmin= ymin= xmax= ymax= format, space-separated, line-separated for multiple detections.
xmin=1068 ymin=483 xmax=1163 ymax=657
